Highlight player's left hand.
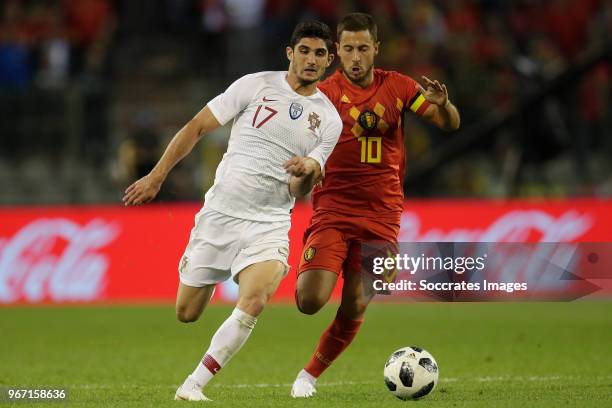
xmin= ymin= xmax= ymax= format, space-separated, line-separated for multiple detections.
xmin=122 ymin=173 xmax=163 ymax=206
xmin=284 ymin=156 xmax=315 ymax=177
xmin=421 ymin=76 xmax=449 ymax=106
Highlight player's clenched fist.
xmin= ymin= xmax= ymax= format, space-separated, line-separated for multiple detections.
xmin=285 ymin=156 xmax=323 ymax=198
xmin=283 ymin=156 xmax=317 ymax=177
xmin=122 ymin=173 xmax=163 ymax=206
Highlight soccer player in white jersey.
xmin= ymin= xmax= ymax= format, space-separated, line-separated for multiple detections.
xmin=122 ymin=21 xmax=342 ymax=401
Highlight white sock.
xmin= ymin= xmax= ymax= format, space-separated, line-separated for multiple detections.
xmin=190 ymin=307 xmax=257 ymax=388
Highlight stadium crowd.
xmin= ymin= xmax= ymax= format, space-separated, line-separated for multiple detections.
xmin=0 ymin=0 xmax=610 ymax=203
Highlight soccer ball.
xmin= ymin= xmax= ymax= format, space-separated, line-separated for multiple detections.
xmin=383 ymin=346 xmax=439 ymax=400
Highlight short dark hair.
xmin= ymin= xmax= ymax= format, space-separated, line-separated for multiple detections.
xmin=289 ymin=21 xmax=334 ymax=52
xmin=337 ymin=12 xmax=378 ymax=42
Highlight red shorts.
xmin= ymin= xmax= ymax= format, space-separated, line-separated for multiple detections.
xmin=298 ymin=211 xmax=400 ymax=277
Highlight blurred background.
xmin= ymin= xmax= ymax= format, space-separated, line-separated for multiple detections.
xmin=1 ymin=0 xmax=610 ymax=206
xmin=1 ymin=6 xmax=611 ymax=401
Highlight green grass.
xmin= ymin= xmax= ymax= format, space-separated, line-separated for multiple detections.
xmin=1 ymin=302 xmax=611 ymax=407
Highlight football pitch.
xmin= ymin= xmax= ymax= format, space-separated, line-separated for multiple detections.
xmin=1 ymin=302 xmax=611 ymax=407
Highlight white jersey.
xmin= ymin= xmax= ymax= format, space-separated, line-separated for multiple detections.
xmin=204 ymin=71 xmax=342 ymax=221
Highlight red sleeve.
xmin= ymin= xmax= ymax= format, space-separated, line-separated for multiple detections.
xmin=395 ymin=73 xmax=430 ymax=116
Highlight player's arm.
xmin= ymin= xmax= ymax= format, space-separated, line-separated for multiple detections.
xmin=286 ymin=157 xmax=322 ymax=198
xmin=122 ymin=106 xmax=220 ymax=206
xmin=123 ymin=73 xmax=258 ymax=205
xmin=419 ymin=76 xmax=460 ymax=131
xmin=286 ymin=112 xmax=342 ymax=198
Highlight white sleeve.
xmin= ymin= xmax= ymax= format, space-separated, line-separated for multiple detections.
xmin=207 ymin=73 xmax=260 ymax=126
xmin=307 ymin=112 xmax=342 ymax=172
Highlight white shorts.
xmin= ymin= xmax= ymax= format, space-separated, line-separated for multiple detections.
xmin=178 ymin=207 xmax=290 ymax=287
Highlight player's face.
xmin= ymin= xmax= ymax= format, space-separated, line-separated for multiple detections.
xmin=337 ymin=30 xmax=379 ymax=85
xmin=287 ymin=38 xmax=333 ymax=85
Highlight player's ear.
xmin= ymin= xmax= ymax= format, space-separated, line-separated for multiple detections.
xmin=326 ymin=52 xmax=334 ymax=67
xmin=374 ymin=41 xmax=380 ymax=56
xmin=335 ymin=42 xmax=340 ymax=54
xmin=286 ymin=46 xmax=294 ymax=63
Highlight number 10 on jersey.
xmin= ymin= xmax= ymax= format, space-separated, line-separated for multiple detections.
xmin=358 ymin=136 xmax=381 ymax=163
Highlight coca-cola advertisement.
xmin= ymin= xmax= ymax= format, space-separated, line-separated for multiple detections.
xmin=1 ymin=199 xmax=611 ymax=305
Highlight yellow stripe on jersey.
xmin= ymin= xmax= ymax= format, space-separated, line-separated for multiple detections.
xmin=374 ymin=102 xmax=385 ymax=117
xmin=396 ymin=98 xmax=404 ymax=112
xmin=341 ymin=94 xmax=351 ymax=103
xmin=409 ymin=94 xmax=426 ymax=113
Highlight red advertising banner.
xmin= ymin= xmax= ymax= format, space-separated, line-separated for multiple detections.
xmin=1 ymin=199 xmax=611 ymax=305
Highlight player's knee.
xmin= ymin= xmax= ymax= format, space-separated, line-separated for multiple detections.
xmin=296 ymin=291 xmax=327 ymax=315
xmin=176 ymin=305 xmax=200 ymax=323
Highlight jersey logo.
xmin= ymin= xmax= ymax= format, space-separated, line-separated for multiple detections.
xmin=263 ymin=96 xmax=278 ymax=102
xmin=179 ymin=256 xmax=189 ymax=274
xmin=350 ymin=102 xmax=390 ymax=137
xmin=358 ymin=110 xmax=378 ymax=131
xmin=308 ymin=112 xmax=321 ymax=131
xmin=304 ymin=247 xmax=316 ymax=262
xmin=289 ymin=102 xmax=303 ymax=120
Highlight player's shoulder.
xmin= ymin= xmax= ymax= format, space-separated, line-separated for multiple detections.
xmin=315 ymin=90 xmax=342 ymax=126
xmin=316 ymin=71 xmax=343 ymax=107
xmin=317 ymin=71 xmax=342 ymax=92
xmin=376 ymin=69 xmax=422 ymax=100
xmin=320 ymin=69 xmax=343 ymax=84
xmin=316 ymin=89 xmax=338 ymax=112
xmin=235 ymin=70 xmax=282 ymax=84
xmin=376 ymin=69 xmax=418 ymax=86
xmin=227 ymin=71 xmax=289 ymax=100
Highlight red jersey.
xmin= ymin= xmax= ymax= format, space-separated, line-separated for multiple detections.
xmin=313 ymin=69 xmax=430 ymax=221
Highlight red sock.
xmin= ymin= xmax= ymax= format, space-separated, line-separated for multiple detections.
xmin=304 ymin=309 xmax=363 ymax=378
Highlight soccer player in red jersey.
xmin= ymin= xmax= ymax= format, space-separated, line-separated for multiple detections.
xmin=291 ymin=13 xmax=460 ymax=398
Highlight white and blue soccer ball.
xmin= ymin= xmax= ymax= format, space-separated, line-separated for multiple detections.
xmin=383 ymin=346 xmax=439 ymax=400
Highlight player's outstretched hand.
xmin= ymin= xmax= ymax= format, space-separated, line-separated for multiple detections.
xmin=122 ymin=173 xmax=163 ymax=206
xmin=421 ymin=76 xmax=448 ymax=106
xmin=284 ymin=156 xmax=311 ymax=177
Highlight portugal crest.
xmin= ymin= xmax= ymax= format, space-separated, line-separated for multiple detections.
xmin=358 ymin=110 xmax=378 ymax=130
xmin=304 ymin=247 xmax=316 ymax=262
xmin=289 ymin=102 xmax=304 ymax=120
xmin=308 ymin=112 xmax=321 ymax=131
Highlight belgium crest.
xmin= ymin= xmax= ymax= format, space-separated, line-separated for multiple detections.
xmin=358 ymin=110 xmax=378 ymax=130
xmin=304 ymin=247 xmax=316 ymax=262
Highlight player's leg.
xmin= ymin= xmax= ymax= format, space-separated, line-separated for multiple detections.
xmin=174 ymin=209 xmax=241 ymax=401
xmin=292 ymin=242 xmax=366 ymax=398
xmin=178 ymin=219 xmax=290 ymax=401
xmin=236 ymin=259 xmax=285 ymax=315
xmin=337 ymin=220 xmax=399 ymax=323
xmin=338 ymin=258 xmax=376 ymax=320
xmin=294 ymin=223 xmax=346 ymax=315
xmin=295 ymin=268 xmax=338 ymax=314
xmin=294 ymin=223 xmax=399 ymax=397
xmin=292 ymin=219 xmax=351 ymax=397
xmin=175 ymin=207 xmax=238 ymax=324
xmin=175 ymin=282 xmax=216 ymax=323
xmin=177 ymin=261 xmax=285 ymax=401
